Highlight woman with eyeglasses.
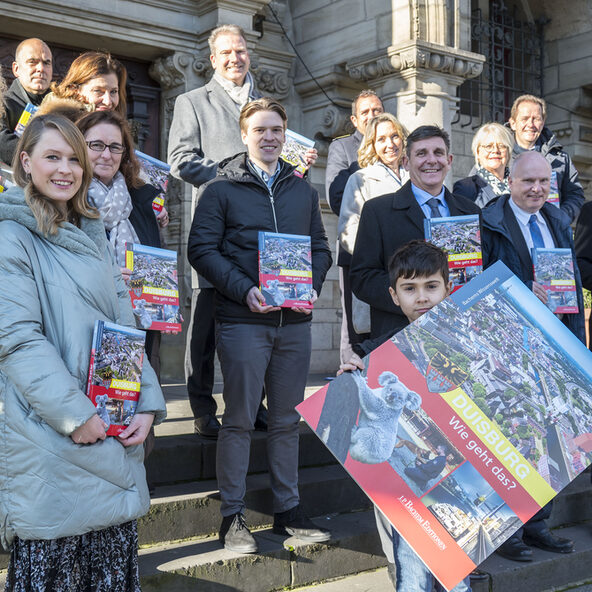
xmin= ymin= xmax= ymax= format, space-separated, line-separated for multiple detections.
xmin=0 ymin=113 xmax=165 ymax=591
xmin=453 ymin=122 xmax=515 ymax=208
xmin=76 ymin=110 xmax=173 ymax=380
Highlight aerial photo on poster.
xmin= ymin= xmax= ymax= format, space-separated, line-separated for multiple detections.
xmin=298 ymin=262 xmax=592 ymax=590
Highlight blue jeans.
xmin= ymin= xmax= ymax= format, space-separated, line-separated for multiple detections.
xmin=375 ymin=507 xmax=472 ymax=592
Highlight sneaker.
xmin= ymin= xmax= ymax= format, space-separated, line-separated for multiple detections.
xmin=219 ymin=513 xmax=258 ymax=553
xmin=273 ymin=505 xmax=331 ymax=543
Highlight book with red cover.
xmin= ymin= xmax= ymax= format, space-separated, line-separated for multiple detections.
xmin=126 ymin=243 xmax=181 ymax=332
xmin=532 ymin=247 xmax=579 ymax=314
xmin=424 ymin=214 xmax=482 ymax=292
xmin=86 ymin=320 xmax=146 ymax=436
xmin=258 ymin=231 xmax=313 ymax=308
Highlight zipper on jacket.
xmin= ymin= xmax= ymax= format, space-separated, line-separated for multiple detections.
xmin=266 ymin=184 xmax=283 ymax=327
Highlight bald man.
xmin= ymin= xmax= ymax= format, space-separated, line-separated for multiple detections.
xmin=0 ymin=38 xmax=53 ymax=164
xmin=482 ymin=150 xmax=583 ymax=562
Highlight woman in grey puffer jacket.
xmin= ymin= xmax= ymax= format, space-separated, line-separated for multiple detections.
xmin=0 ymin=114 xmax=166 ymax=591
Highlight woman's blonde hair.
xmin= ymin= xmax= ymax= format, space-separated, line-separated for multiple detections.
xmin=52 ymin=51 xmax=127 ymax=117
xmin=357 ymin=113 xmax=407 ymax=168
xmin=471 ymin=122 xmax=515 ymax=166
xmin=13 ymin=114 xmax=99 ymax=235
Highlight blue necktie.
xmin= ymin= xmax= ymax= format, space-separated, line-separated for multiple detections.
xmin=426 ymin=198 xmax=441 ymax=218
xmin=528 ymin=214 xmax=545 ymax=249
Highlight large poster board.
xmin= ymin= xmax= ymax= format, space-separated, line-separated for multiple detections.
xmin=297 ymin=262 xmax=592 ymax=590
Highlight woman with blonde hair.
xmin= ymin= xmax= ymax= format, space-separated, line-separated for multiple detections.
xmin=338 ymin=113 xmax=408 ymax=255
xmin=453 ymin=122 xmax=514 ymax=208
xmin=0 ymin=113 xmax=165 ymax=590
xmin=51 ymin=50 xmax=127 ymax=115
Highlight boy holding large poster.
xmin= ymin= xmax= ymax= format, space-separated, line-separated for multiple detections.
xmin=340 ymin=240 xmax=472 ymax=592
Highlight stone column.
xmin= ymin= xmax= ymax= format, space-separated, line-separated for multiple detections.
xmin=345 ymin=0 xmax=485 ymax=131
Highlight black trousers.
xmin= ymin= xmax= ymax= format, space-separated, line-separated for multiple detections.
xmin=185 ymin=288 xmax=217 ymax=419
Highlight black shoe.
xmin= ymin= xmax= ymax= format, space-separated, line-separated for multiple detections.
xmin=496 ymin=536 xmax=533 ymax=562
xmin=469 ymin=569 xmax=489 ymax=581
xmin=524 ymin=528 xmax=574 ymax=554
xmin=194 ymin=414 xmax=220 ymax=438
xmin=387 ymin=562 xmax=396 ymax=587
xmin=254 ymin=405 xmax=268 ymax=431
xmin=273 ymin=505 xmax=331 ymax=542
xmin=219 ymin=513 xmax=258 ymax=553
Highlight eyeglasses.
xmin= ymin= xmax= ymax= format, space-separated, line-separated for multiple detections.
xmin=479 ymin=143 xmax=508 ymax=153
xmin=86 ymin=140 xmax=125 ymax=154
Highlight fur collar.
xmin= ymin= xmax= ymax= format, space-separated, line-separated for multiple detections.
xmin=0 ymin=185 xmax=107 ymax=258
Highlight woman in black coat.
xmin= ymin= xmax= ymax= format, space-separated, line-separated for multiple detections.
xmin=453 ymin=122 xmax=514 ymax=208
xmin=76 ymin=110 xmax=173 ymax=378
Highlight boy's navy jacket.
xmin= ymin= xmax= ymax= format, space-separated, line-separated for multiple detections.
xmin=187 ymin=152 xmax=332 ymax=326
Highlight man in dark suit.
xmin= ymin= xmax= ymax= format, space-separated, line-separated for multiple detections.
xmin=350 ymin=125 xmax=480 ymax=339
xmin=481 ymin=150 xmax=581 ymax=563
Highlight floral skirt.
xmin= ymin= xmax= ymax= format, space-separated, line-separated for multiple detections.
xmin=5 ymin=520 xmax=141 ymax=592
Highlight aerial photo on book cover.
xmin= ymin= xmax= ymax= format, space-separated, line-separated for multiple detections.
xmin=258 ymin=231 xmax=313 ymax=308
xmin=86 ymin=320 xmax=146 ymax=437
xmin=297 ymin=262 xmax=592 ymax=591
xmin=135 ymin=149 xmax=170 ymax=212
xmin=532 ymin=247 xmax=579 ymax=314
xmin=425 ymin=214 xmax=482 ymax=292
xmin=126 ymin=243 xmax=181 ymax=332
xmin=280 ymin=129 xmax=315 ymax=177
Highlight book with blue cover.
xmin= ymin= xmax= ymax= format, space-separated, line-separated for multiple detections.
xmin=14 ymin=103 xmax=38 ymax=137
xmin=424 ymin=214 xmax=482 ymax=292
xmin=298 ymin=262 xmax=592 ymax=590
xmin=258 ymin=231 xmax=313 ymax=308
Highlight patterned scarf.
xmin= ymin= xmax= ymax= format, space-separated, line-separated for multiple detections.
xmin=475 ymin=165 xmax=509 ymax=196
xmin=87 ymin=172 xmax=139 ymax=267
xmin=214 ymin=71 xmax=255 ymax=108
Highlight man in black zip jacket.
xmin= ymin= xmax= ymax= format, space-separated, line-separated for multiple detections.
xmin=187 ymin=97 xmax=332 ymax=554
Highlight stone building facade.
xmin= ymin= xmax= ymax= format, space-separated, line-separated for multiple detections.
xmin=1 ymin=0 xmax=590 ymax=377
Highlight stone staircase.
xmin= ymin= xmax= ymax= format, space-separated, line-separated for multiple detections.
xmin=1 ymin=380 xmax=592 ymax=591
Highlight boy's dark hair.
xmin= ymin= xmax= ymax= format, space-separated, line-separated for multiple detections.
xmin=405 ymin=125 xmax=450 ymax=157
xmin=388 ymin=240 xmax=449 ymax=289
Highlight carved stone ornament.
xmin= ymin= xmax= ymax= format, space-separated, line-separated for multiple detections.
xmin=149 ymin=53 xmax=193 ymax=90
xmin=321 ymin=104 xmax=354 ymax=139
xmin=346 ymin=41 xmax=485 ymax=83
xmin=250 ymin=64 xmax=290 ymax=97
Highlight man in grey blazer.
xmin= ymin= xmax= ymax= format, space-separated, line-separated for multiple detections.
xmin=168 ymin=24 xmax=265 ymax=438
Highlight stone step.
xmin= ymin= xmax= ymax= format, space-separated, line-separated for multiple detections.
xmin=138 ymin=509 xmax=386 ymax=592
xmin=471 ymin=522 xmax=592 ymax=592
xmin=145 ymin=422 xmax=336 ymax=486
xmin=139 ymin=464 xmax=371 ymax=546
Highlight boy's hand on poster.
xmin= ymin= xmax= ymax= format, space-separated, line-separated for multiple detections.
xmin=337 ymin=352 xmax=364 ymax=375
xmin=303 ymin=148 xmax=318 ymax=168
